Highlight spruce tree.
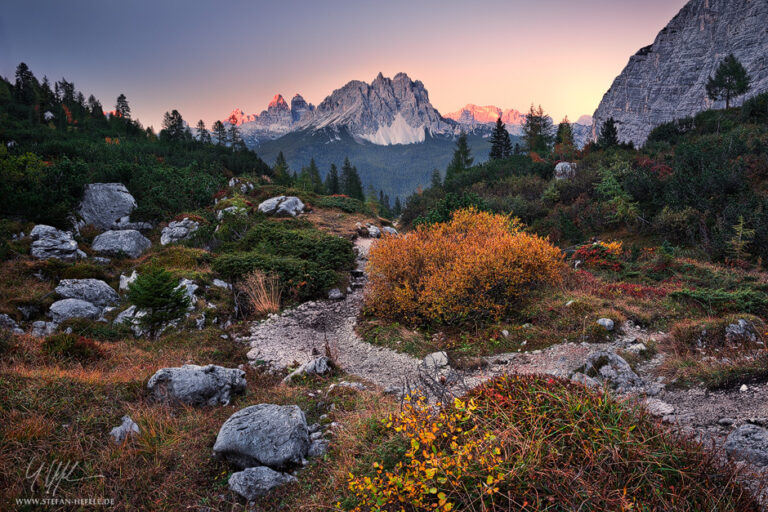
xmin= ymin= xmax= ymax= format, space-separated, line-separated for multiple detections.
xmin=393 ymin=197 xmax=402 ymax=217
xmin=325 ymin=163 xmax=340 ymax=194
xmin=307 ymin=158 xmax=324 ymax=193
xmin=127 ymin=268 xmax=191 ymax=339
xmin=195 ymin=120 xmax=211 ymax=143
xmin=161 ymin=110 xmax=186 ymax=141
xmin=489 ymin=117 xmax=511 ymax=160
xmin=706 ymin=53 xmax=751 ymax=109
xmin=522 ymin=104 xmax=555 ymax=155
xmin=555 ymin=117 xmax=574 ymax=146
xmin=446 ymin=131 xmax=473 ymax=181
xmin=273 ymin=151 xmax=292 ymax=185
xmin=598 ymin=117 xmax=619 ymax=148
xmin=212 ymin=120 xmax=227 ymax=145
xmin=115 ymin=93 xmax=131 ymax=119
xmin=430 ymin=169 xmax=443 ymax=189
xmin=341 ymin=157 xmax=364 ymax=200
xmin=14 ymin=62 xmax=38 ymax=104
xmin=228 ymin=124 xmax=245 ymax=150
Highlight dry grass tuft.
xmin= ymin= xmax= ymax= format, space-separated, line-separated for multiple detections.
xmin=237 ymin=270 xmax=281 ymax=318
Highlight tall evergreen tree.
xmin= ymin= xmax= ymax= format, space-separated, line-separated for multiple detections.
xmin=325 ymin=163 xmax=340 ymax=194
xmin=706 ymin=53 xmax=752 ymax=109
xmin=489 ymin=117 xmax=512 ymax=160
xmin=555 ymin=116 xmax=574 ymax=146
xmin=340 ymin=157 xmax=364 ymax=200
xmin=161 ymin=109 xmax=186 ymax=141
xmin=212 ymin=120 xmax=227 ymax=145
xmin=273 ymin=151 xmax=292 ymax=185
xmin=393 ymin=197 xmax=403 ymax=217
xmin=446 ymin=131 xmax=473 ymax=180
xmin=228 ymin=124 xmax=245 ymax=150
xmin=522 ymin=104 xmax=555 ymax=155
xmin=430 ymin=169 xmax=443 ymax=189
xmin=598 ymin=117 xmax=619 ymax=148
xmin=307 ymin=158 xmax=324 ymax=193
xmin=14 ymin=62 xmax=37 ymax=104
xmin=115 ymin=93 xmax=131 ymax=119
xmin=195 ymin=120 xmax=211 ymax=143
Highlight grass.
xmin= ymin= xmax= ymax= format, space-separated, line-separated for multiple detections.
xmin=341 ymin=375 xmax=761 ymax=511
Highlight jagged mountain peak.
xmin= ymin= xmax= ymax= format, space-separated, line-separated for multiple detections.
xmin=268 ymin=94 xmax=289 ymax=110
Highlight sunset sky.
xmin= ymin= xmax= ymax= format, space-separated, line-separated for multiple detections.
xmin=1 ymin=0 xmax=688 ymax=130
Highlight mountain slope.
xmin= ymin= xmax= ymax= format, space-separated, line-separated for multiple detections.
xmin=592 ymin=0 xmax=768 ymax=146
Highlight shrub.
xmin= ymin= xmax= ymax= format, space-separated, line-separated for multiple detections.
xmin=213 ymin=251 xmax=338 ymax=301
xmin=316 ymin=195 xmax=370 ymax=214
xmin=127 ymin=267 xmax=191 ymax=338
xmin=237 ymin=271 xmax=281 ymax=318
xmin=670 ymin=315 xmax=765 ymax=353
xmin=365 ymin=209 xmax=563 ymax=326
xmin=670 ymin=287 xmax=768 ymax=316
xmin=342 ymin=375 xmax=757 ymax=512
xmin=57 ymin=318 xmax=133 ymax=341
xmin=413 ymin=192 xmax=488 ymax=227
xmin=42 ymin=333 xmax=103 ymax=362
xmin=572 ymin=241 xmax=624 ymax=271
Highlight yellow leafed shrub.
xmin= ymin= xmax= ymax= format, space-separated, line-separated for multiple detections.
xmin=365 ymin=208 xmax=563 ymax=325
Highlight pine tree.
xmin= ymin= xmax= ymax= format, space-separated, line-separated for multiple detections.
xmin=273 ymin=151 xmax=292 ymax=185
xmin=307 ymin=158 xmax=324 ymax=193
xmin=430 ymin=169 xmax=443 ymax=189
xmin=212 ymin=120 xmax=227 ymax=145
xmin=706 ymin=54 xmax=752 ymax=109
xmin=161 ymin=110 xmax=187 ymax=141
xmin=127 ymin=268 xmax=191 ymax=339
xmin=522 ymin=104 xmax=555 ymax=155
xmin=228 ymin=124 xmax=245 ymax=150
xmin=446 ymin=131 xmax=473 ymax=180
xmin=195 ymin=120 xmax=211 ymax=143
xmin=555 ymin=117 xmax=574 ymax=146
xmin=489 ymin=117 xmax=511 ymax=160
xmin=14 ymin=62 xmax=38 ymax=104
xmin=728 ymin=216 xmax=755 ymax=261
xmin=393 ymin=197 xmax=403 ymax=217
xmin=115 ymin=93 xmax=131 ymax=119
xmin=598 ymin=117 xmax=619 ymax=148
xmin=341 ymin=157 xmax=364 ymax=200
xmin=40 ymin=76 xmax=55 ymax=108
xmin=325 ymin=163 xmax=340 ymax=194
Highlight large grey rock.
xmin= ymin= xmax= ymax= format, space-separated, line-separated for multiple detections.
xmin=160 ymin=218 xmax=200 ymax=245
xmin=381 ymin=226 xmax=398 ymax=236
xmin=49 ymin=298 xmax=101 ymax=323
xmin=147 ymin=364 xmax=246 ymax=406
xmin=554 ymin=162 xmax=576 ymax=180
xmin=576 ymin=351 xmax=644 ymax=392
xmin=592 ymin=0 xmax=768 ymax=147
xmin=725 ymin=424 xmax=768 ymax=466
xmin=29 ymin=225 xmax=82 ymax=262
xmin=213 ymin=404 xmax=310 ymax=470
xmin=55 ymin=279 xmax=119 ymax=307
xmin=257 ymin=196 xmax=305 ymax=218
xmin=110 ymin=415 xmax=139 ymax=444
xmin=366 ymin=224 xmax=381 ymax=238
xmin=77 ymin=183 xmax=137 ymax=230
xmin=92 ymin=230 xmax=151 ymax=259
xmin=228 ymin=466 xmax=297 ymax=500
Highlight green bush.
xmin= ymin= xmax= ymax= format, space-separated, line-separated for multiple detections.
xmin=43 ymin=333 xmax=103 ymax=361
xmin=316 ymin=195 xmax=371 ymax=214
xmin=413 ymin=192 xmax=488 ymax=227
xmin=670 ymin=287 xmax=768 ymax=316
xmin=57 ymin=318 xmax=133 ymax=341
xmin=127 ymin=267 xmax=191 ymax=338
xmin=212 ymin=251 xmax=338 ymax=300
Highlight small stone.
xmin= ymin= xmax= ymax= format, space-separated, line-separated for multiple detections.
xmin=501 ymin=329 xmax=509 ymax=338
xmin=644 ymin=398 xmax=675 ymax=417
xmin=422 ymin=351 xmax=449 ymax=371
xmin=110 ymin=415 xmax=139 ymax=444
xmin=597 ymin=318 xmax=614 ymax=331
xmin=327 ymin=288 xmax=345 ymax=301
xmin=228 ymin=467 xmax=297 ymax=500
xmin=740 ymin=384 xmax=749 ymax=392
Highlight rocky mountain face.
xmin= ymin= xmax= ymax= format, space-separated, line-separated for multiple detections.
xmin=443 ymin=105 xmax=525 ymax=134
xmin=592 ymin=0 xmax=768 ymax=147
xmin=228 ymin=73 xmax=454 ymax=147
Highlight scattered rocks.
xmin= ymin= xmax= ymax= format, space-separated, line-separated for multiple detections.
xmin=257 ymin=196 xmax=305 ymax=217
xmin=49 ymin=298 xmax=101 ymax=323
xmin=570 ymin=372 xmax=600 ymax=388
xmin=644 ymin=398 xmax=675 ymax=417
xmin=160 ymin=218 xmax=200 ymax=245
xmin=30 ymin=225 xmax=83 ymax=262
xmin=366 ymin=225 xmax=381 ymax=238
xmin=110 ymin=415 xmax=140 ymax=444
xmin=0 ymin=314 xmax=23 ymax=334
xmin=119 ymin=271 xmax=138 ymax=292
xmin=147 ymin=364 xmax=247 ymax=406
xmin=113 ymin=306 xmax=146 ymax=336
xmin=55 ymin=279 xmax=119 ymax=307
xmin=31 ymin=321 xmax=57 ymax=337
xmin=176 ymin=278 xmax=199 ymax=306
xmin=327 ymin=288 xmax=345 ymax=301
xmin=725 ymin=424 xmax=768 ymax=466
xmin=355 ymin=223 xmax=382 ymax=238
xmin=77 ymin=183 xmax=138 ymax=230
xmin=213 ymin=404 xmax=310 ymax=470
xmin=92 ymin=230 xmax=151 ymax=259
xmin=228 ymin=466 xmax=297 ymax=500
xmin=725 ymin=319 xmax=758 ymax=343
xmin=282 ymin=357 xmax=334 ymax=384
xmin=381 ymin=226 xmax=398 ymax=236
xmin=576 ymin=351 xmax=643 ymax=392
xmin=212 ymin=279 xmax=232 ymax=290
xmin=422 ymin=351 xmax=449 ymax=371
xmin=597 ymin=318 xmax=615 ymax=331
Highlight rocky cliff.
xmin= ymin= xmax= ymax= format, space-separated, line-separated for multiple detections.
xmin=592 ymin=0 xmax=768 ymax=147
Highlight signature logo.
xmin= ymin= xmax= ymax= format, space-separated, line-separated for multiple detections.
xmin=25 ymin=459 xmax=105 ymax=497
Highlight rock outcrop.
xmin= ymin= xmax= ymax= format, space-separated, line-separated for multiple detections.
xmin=55 ymin=279 xmax=119 ymax=307
xmin=30 ymin=225 xmax=84 ymax=262
xmin=725 ymin=424 xmax=768 ymax=466
xmin=592 ymin=0 xmax=768 ymax=147
xmin=257 ymin=196 xmax=305 ymax=217
xmin=160 ymin=218 xmax=199 ymax=245
xmin=92 ymin=230 xmax=151 ymax=259
xmin=147 ymin=364 xmax=246 ymax=406
xmin=49 ymin=298 xmax=101 ymax=323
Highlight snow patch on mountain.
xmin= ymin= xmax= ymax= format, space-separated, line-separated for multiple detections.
xmin=359 ymin=113 xmax=426 ymax=145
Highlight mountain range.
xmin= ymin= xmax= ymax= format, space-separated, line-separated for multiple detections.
xmin=224 ymin=74 xmax=590 ymax=198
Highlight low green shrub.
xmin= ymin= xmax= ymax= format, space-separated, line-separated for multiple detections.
xmin=57 ymin=318 xmax=133 ymax=341
xmin=127 ymin=268 xmax=191 ymax=338
xmin=316 ymin=195 xmax=370 ymax=214
xmin=670 ymin=288 xmax=768 ymax=316
xmin=212 ymin=251 xmax=338 ymax=300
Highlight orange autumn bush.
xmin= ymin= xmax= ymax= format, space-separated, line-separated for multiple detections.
xmin=365 ymin=208 xmax=563 ymax=325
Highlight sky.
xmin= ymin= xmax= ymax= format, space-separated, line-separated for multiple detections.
xmin=1 ymin=0 xmax=689 ymax=130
